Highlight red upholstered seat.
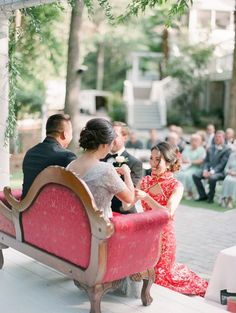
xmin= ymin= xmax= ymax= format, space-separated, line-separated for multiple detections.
xmin=22 ymin=184 xmax=91 ymax=268
xmin=0 ymin=167 xmax=169 ymax=313
xmin=103 ymin=210 xmax=167 ymax=282
xmin=22 ymin=183 xmax=168 ymax=278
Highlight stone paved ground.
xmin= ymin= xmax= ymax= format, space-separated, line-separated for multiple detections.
xmin=175 ymin=204 xmax=236 ymax=279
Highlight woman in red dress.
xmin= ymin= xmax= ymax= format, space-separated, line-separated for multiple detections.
xmin=135 ymin=142 xmax=208 ymax=297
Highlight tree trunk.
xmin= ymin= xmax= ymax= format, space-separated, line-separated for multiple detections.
xmin=227 ymin=8 xmax=236 ymax=132
xmin=64 ymin=0 xmax=84 ymax=152
xmin=96 ymin=41 xmax=105 ymax=90
xmin=159 ymin=28 xmax=169 ymax=80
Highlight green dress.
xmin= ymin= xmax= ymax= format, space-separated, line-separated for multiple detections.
xmin=176 ymin=145 xmax=206 ymax=195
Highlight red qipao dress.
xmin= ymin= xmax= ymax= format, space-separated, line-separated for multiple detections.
xmin=140 ymin=171 xmax=208 ymax=297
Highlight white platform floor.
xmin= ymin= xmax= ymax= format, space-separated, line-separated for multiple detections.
xmin=0 ymin=248 xmax=227 ymax=313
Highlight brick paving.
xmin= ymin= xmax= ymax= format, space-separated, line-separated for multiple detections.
xmin=175 ymin=204 xmax=236 ymax=279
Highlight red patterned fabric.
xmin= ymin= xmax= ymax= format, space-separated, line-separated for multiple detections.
xmin=0 ymin=189 xmax=22 ymax=207
xmin=102 ymin=210 xmax=169 ymax=283
xmin=0 ymin=212 xmax=16 ymax=237
xmin=140 ymin=172 xmax=208 ymax=297
xmin=22 ymin=184 xmax=91 ymax=268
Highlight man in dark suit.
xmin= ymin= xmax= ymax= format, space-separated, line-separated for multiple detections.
xmin=22 ymin=114 xmax=77 ymax=198
xmin=102 ymin=121 xmax=143 ymax=213
xmin=193 ymin=130 xmax=231 ymax=203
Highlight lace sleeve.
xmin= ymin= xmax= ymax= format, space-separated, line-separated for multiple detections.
xmin=104 ymin=164 xmax=126 ymax=195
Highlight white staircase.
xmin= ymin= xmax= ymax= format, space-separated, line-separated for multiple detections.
xmin=124 ymin=76 xmax=181 ymax=129
xmin=132 ymin=102 xmax=162 ymax=129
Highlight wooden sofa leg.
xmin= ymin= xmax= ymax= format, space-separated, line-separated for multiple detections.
xmin=0 ymin=250 xmax=3 ymax=269
xmin=74 ymin=280 xmax=122 ymax=313
xmin=141 ymin=269 xmax=155 ymax=306
xmin=0 ymin=243 xmax=8 ymax=269
xmin=130 ymin=268 xmax=155 ymax=306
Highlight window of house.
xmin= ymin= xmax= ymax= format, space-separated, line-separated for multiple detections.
xmin=215 ymin=11 xmax=231 ymax=29
xmin=197 ymin=10 xmax=211 ymax=28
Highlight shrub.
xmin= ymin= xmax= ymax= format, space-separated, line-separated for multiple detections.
xmin=107 ymin=93 xmax=126 ymax=122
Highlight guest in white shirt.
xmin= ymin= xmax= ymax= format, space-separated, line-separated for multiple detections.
xmin=225 ymin=128 xmax=235 ymax=149
xmin=205 ymin=123 xmax=215 ymax=149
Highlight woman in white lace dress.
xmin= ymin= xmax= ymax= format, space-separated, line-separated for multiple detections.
xmin=67 ymin=118 xmax=135 ymax=219
xmin=221 ymin=151 xmax=236 ymax=208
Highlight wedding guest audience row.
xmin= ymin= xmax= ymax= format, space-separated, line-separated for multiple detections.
xmin=162 ymin=125 xmax=236 ymax=207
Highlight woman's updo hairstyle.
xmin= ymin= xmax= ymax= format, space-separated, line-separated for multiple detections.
xmin=151 ymin=141 xmax=181 ymax=172
xmin=79 ymin=118 xmax=116 ymax=150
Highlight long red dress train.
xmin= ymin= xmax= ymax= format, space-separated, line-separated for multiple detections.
xmin=140 ymin=172 xmax=208 ymax=297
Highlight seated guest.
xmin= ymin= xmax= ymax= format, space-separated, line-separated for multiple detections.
xmin=175 ymin=126 xmax=187 ymax=152
xmin=193 ymin=130 xmax=231 ymax=203
xmin=67 ymin=118 xmax=135 ymax=219
xmin=196 ymin=130 xmax=206 ymax=148
xmin=22 ymin=114 xmax=76 ymax=199
xmin=221 ymin=149 xmax=236 ymax=208
xmin=176 ymin=133 xmax=206 ymax=199
xmin=225 ymin=128 xmax=235 ymax=149
xmin=166 ymin=131 xmax=180 ymax=150
xmin=125 ymin=130 xmax=143 ymax=149
xmin=205 ymin=123 xmax=215 ymax=149
xmin=102 ymin=121 xmax=142 ymax=214
xmin=166 ymin=128 xmax=185 ymax=153
xmin=146 ymin=128 xmax=161 ymax=149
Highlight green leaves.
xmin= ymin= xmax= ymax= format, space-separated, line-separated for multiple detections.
xmin=6 ymin=3 xmax=66 ymax=141
xmin=97 ymin=0 xmax=114 ymax=22
xmin=6 ymin=0 xmax=193 ymax=141
xmin=112 ymin=0 xmax=192 ymax=25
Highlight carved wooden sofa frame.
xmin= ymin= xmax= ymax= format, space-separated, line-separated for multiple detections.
xmin=0 ymin=166 xmax=168 ymax=313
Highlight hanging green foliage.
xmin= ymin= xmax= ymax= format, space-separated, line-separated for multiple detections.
xmin=5 ymin=2 xmax=66 ymax=143
xmin=5 ymin=0 xmax=193 ymax=142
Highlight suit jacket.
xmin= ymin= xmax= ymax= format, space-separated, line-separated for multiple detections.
xmin=22 ymin=136 xmax=76 ymax=198
xmin=106 ymin=150 xmax=142 ymax=213
xmin=203 ymin=144 xmax=231 ymax=174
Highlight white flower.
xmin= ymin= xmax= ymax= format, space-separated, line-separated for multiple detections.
xmin=115 ymin=156 xmax=127 ymax=164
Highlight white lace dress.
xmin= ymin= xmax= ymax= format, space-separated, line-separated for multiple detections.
xmin=68 ymin=161 xmax=141 ymax=297
xmin=222 ymin=152 xmax=236 ymax=201
xmin=70 ymin=162 xmax=126 ymax=219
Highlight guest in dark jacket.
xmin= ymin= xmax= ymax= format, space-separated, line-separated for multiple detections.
xmin=146 ymin=129 xmax=161 ymax=149
xmin=193 ymin=130 xmax=231 ymax=203
xmin=22 ymin=114 xmax=76 ymax=198
xmin=125 ymin=129 xmax=143 ymax=149
xmin=102 ymin=121 xmax=142 ymax=213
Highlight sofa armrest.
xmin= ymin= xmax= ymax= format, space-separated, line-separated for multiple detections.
xmin=0 ymin=189 xmax=22 ymax=208
xmin=102 ymin=210 xmax=169 ymax=283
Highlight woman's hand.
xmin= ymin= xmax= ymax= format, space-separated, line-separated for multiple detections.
xmin=115 ymin=164 xmax=131 ymax=176
xmin=135 ymin=188 xmax=148 ymax=200
xmin=228 ymin=170 xmax=236 ymax=176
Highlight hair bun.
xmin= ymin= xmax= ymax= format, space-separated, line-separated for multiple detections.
xmin=79 ymin=118 xmax=115 ymax=151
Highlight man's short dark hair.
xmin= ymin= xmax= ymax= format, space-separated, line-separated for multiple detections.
xmin=46 ymin=114 xmax=71 ymax=135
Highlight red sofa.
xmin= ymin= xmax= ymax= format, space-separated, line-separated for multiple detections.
xmin=0 ymin=166 xmax=169 ymax=313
